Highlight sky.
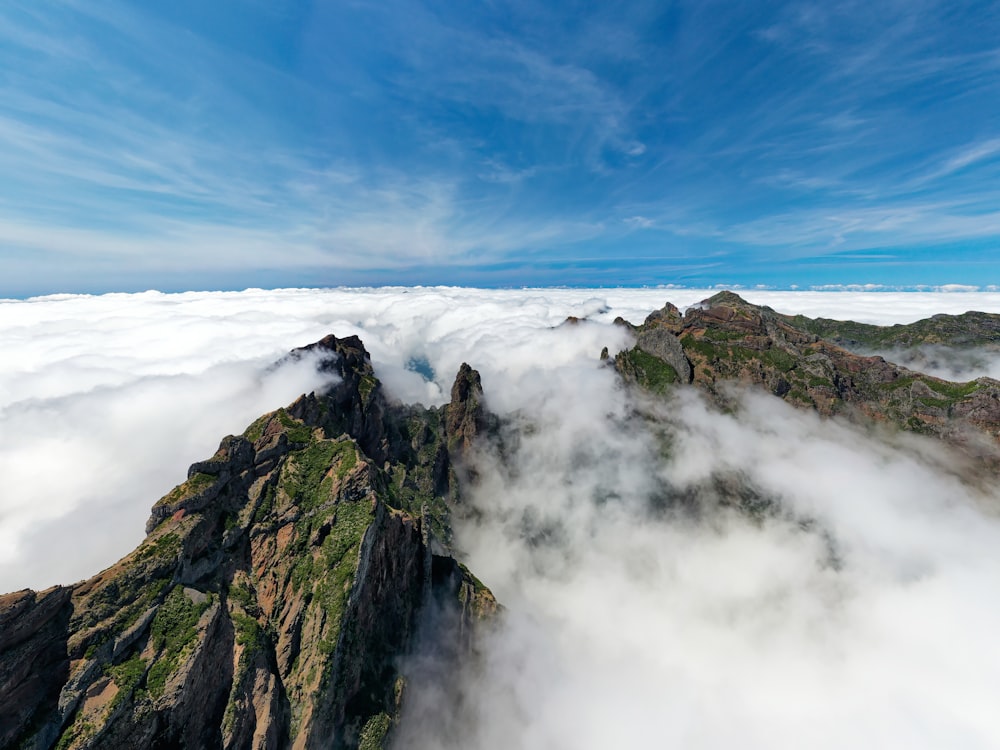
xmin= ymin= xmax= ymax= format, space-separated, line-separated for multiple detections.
xmin=3 ymin=0 xmax=1000 ymax=295
xmin=4 ymin=288 xmax=1000 ymax=746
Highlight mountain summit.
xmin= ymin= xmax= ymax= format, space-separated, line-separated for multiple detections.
xmin=0 ymin=335 xmax=495 ymax=750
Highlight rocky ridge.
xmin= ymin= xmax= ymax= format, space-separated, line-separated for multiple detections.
xmin=0 ymin=334 xmax=496 ymax=750
xmin=613 ymin=291 xmax=1000 ymax=446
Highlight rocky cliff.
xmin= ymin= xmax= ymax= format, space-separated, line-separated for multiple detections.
xmin=613 ymin=291 xmax=1000 ymax=448
xmin=0 ymin=335 xmax=496 ymax=750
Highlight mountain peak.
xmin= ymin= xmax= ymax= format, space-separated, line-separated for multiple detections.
xmin=0 ymin=335 xmax=497 ymax=750
xmin=699 ymin=290 xmax=756 ymax=309
xmin=446 ymin=363 xmax=490 ymax=455
xmin=642 ymin=301 xmax=683 ymax=327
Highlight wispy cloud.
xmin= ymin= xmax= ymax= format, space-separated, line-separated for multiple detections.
xmin=915 ymin=138 xmax=1000 ymax=185
xmin=722 ymin=200 xmax=1000 ymax=251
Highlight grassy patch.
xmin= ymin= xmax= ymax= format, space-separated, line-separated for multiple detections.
xmin=359 ymin=374 xmax=378 ymax=405
xmin=277 ymin=409 xmax=313 ymax=443
xmin=358 ymin=712 xmax=392 ymax=750
xmin=76 ymin=571 xmax=172 ymax=638
xmin=106 ymin=654 xmax=147 ymax=709
xmin=880 ymin=376 xmax=978 ymax=402
xmin=252 ymin=483 xmax=277 ymax=524
xmin=188 ymin=472 xmax=216 ymax=492
xmin=283 ymin=440 xmax=358 ymax=511
xmin=145 ymin=587 xmax=213 ymax=698
xmin=680 ymin=334 xmax=722 ymax=359
xmin=228 ymin=581 xmax=256 ymax=610
xmin=145 ymin=656 xmax=174 ymax=699
xmin=233 ymin=612 xmax=267 ymax=652
xmin=925 ymin=378 xmax=980 ymax=399
xmin=156 ymin=472 xmax=217 ymax=508
xmin=787 ymin=387 xmax=811 ymax=403
xmin=759 ymin=347 xmax=797 ymax=373
xmin=55 ymin=717 xmax=97 ymax=750
xmin=879 ymin=376 xmax=916 ymax=392
xmin=150 ymin=587 xmax=211 ymax=653
xmin=789 ymin=316 xmax=888 ymax=346
xmin=243 ymin=412 xmax=273 ymax=443
xmin=918 ymin=396 xmax=953 ymax=409
xmin=314 ymin=500 xmax=373 ymax=653
xmin=624 ymin=347 xmax=679 ymax=392
xmin=135 ymin=532 xmax=181 ymax=563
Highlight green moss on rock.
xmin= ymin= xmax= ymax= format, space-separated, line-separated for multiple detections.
xmin=624 ymin=346 xmax=679 ymax=392
xmin=358 ymin=712 xmax=391 ymax=750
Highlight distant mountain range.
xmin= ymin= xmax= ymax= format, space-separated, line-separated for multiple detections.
xmin=3 ymin=293 xmax=998 ymax=749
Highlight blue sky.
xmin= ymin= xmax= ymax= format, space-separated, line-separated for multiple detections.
xmin=2 ymin=0 xmax=1000 ymax=294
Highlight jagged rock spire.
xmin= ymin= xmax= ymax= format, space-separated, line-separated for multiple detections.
xmin=445 ymin=363 xmax=489 ymax=454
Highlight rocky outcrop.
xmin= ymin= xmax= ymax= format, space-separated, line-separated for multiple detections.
xmin=0 ymin=335 xmax=497 ymax=750
xmin=444 ymin=363 xmax=487 ymax=454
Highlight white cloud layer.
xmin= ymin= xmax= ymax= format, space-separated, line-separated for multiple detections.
xmin=406 ymin=385 xmax=1000 ymax=748
xmin=3 ymin=287 xmax=1000 ymax=746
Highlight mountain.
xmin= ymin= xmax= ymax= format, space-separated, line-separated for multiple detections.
xmin=612 ymin=291 xmax=1000 ymax=450
xmin=779 ymin=308 xmax=1000 ymax=351
xmin=0 ymin=335 xmax=495 ymax=750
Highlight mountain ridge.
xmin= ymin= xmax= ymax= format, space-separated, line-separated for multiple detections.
xmin=0 ymin=334 xmax=496 ymax=750
xmin=613 ymin=291 xmax=1000 ymax=451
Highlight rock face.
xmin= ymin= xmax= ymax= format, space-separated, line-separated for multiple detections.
xmin=0 ymin=588 xmax=73 ymax=749
xmin=614 ymin=291 xmax=1000 ymax=447
xmin=0 ymin=335 xmax=496 ymax=750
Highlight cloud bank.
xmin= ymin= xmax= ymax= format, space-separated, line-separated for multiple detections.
xmin=4 ymin=285 xmax=999 ymax=591
xmin=3 ymin=287 xmax=1000 ymax=746
xmin=403 ymin=383 xmax=1000 ymax=747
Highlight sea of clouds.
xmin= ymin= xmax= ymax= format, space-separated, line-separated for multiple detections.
xmin=3 ymin=286 xmax=1000 ymax=747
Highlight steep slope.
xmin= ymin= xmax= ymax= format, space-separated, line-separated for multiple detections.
xmin=0 ymin=335 xmax=496 ymax=750
xmin=614 ymin=291 xmax=1000 ymax=445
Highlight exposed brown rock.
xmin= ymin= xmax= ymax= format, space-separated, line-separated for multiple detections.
xmin=444 ymin=363 xmax=489 ymax=455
